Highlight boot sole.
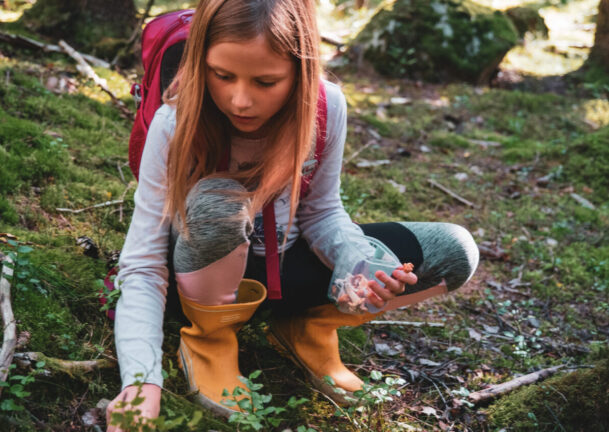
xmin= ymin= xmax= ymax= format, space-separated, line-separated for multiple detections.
xmin=266 ymin=325 xmax=355 ymax=406
xmin=178 ymin=342 xmax=239 ymax=419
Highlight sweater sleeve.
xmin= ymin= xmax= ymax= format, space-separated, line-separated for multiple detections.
xmin=297 ymin=82 xmax=375 ymax=271
xmin=114 ymin=105 xmax=174 ymax=389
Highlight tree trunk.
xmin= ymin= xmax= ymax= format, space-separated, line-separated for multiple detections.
xmin=20 ymin=0 xmax=137 ymax=59
xmin=590 ymin=0 xmax=609 ymax=70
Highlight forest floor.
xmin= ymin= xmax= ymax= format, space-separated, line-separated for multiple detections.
xmin=1 ymin=0 xmax=609 ymax=431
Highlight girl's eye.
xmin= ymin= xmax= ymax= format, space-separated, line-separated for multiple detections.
xmin=257 ymin=80 xmax=276 ymax=88
xmin=214 ymin=72 xmax=231 ymax=81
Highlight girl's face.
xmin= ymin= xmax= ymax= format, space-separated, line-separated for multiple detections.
xmin=206 ymin=35 xmax=296 ymax=139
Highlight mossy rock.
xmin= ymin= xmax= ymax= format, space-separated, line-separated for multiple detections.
xmin=349 ymin=0 xmax=518 ymax=83
xmin=505 ymin=6 xmax=549 ymax=39
xmin=488 ymin=360 xmax=609 ymax=431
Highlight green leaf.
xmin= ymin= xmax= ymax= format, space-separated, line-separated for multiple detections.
xmin=17 ymin=245 xmax=33 ymax=254
xmin=187 ymin=410 xmax=203 ymax=428
xmin=0 ymin=399 xmax=24 ymax=411
xmin=249 ymin=369 xmax=262 ymax=380
xmin=370 ymin=370 xmax=383 ymax=381
xmin=323 ymin=375 xmax=336 ymax=386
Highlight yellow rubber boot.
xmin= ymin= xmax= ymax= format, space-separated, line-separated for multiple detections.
xmin=267 ymin=303 xmax=380 ymax=405
xmin=177 ymin=279 xmax=266 ymax=418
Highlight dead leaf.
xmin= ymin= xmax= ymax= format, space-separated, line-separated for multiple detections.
xmin=468 ymin=327 xmax=482 ymax=341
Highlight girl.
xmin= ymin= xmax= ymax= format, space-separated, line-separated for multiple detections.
xmin=106 ymin=0 xmax=479 ymax=428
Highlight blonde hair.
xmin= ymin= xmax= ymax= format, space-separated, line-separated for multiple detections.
xmin=164 ymin=0 xmax=320 ymax=232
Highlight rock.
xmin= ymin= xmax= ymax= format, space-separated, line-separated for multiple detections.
xmin=349 ymin=0 xmax=518 ymax=84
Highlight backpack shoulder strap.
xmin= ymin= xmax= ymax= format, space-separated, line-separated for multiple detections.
xmin=299 ymin=81 xmax=327 ymax=199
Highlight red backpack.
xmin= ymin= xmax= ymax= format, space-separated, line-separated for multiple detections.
xmin=112 ymin=9 xmax=328 ymax=304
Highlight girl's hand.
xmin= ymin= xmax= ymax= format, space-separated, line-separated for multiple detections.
xmin=366 ymin=265 xmax=417 ymax=310
xmin=106 ymin=384 xmax=161 ymax=432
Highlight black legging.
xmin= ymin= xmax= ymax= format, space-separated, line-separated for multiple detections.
xmin=244 ymin=222 xmax=423 ymax=314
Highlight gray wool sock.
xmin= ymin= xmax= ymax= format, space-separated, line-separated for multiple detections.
xmin=171 ymin=178 xmax=252 ymax=274
xmin=398 ymin=222 xmax=479 ymax=292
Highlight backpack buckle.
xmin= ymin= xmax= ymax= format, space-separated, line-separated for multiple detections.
xmin=131 ymin=83 xmax=142 ymax=108
xmin=302 ymin=159 xmax=318 ymax=177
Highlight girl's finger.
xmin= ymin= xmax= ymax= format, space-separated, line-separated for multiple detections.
xmin=375 ymin=271 xmax=405 ymax=294
xmin=368 ymin=280 xmax=395 ymax=301
xmin=366 ymin=287 xmax=385 ymax=309
xmin=392 ymin=269 xmax=418 ymax=285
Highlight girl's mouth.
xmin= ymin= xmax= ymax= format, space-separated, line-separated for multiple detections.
xmin=232 ymin=114 xmax=256 ymax=123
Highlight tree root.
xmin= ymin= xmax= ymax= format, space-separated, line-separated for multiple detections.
xmin=14 ymin=352 xmax=116 ymax=379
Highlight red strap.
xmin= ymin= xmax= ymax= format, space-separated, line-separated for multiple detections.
xmin=300 ymin=81 xmax=327 ymax=199
xmin=213 ymin=82 xmax=328 ymax=300
xmin=262 ymin=202 xmax=282 ymax=300
xmin=216 ymin=146 xmax=281 ymax=299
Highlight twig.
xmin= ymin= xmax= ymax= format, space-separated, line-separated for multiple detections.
xmin=118 ymin=182 xmax=134 ymax=222
xmin=369 ymin=320 xmax=445 ymax=328
xmin=56 ymin=200 xmax=124 ymax=214
xmin=0 ymin=254 xmax=16 ymax=395
xmin=116 ymin=161 xmax=127 ymax=185
xmin=468 ymin=365 xmax=565 ymax=404
xmin=321 ymin=33 xmax=345 ymax=49
xmin=58 ymin=40 xmax=133 ymax=120
xmin=0 ymin=31 xmax=110 ymax=68
xmin=343 ymin=139 xmax=377 ymax=166
xmin=428 ymin=179 xmax=477 ymax=208
xmin=13 ymin=352 xmax=116 ymax=377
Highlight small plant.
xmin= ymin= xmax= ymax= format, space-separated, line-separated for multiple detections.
xmin=222 ymin=370 xmax=315 ymax=432
xmin=326 ymin=370 xmax=407 ymax=431
xmin=0 ymin=361 xmax=46 ymax=413
xmin=3 ymin=240 xmax=47 ymax=295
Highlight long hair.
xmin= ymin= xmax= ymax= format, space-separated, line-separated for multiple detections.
xmin=164 ymin=0 xmax=320 ymax=233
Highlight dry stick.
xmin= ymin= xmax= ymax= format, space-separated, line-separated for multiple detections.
xmin=343 ymin=139 xmax=377 ymax=166
xmin=428 ymin=179 xmax=478 ymax=208
xmin=13 ymin=352 xmax=116 ymax=377
xmin=56 ymin=199 xmax=124 ymax=214
xmin=468 ymin=365 xmax=565 ymax=405
xmin=58 ymin=40 xmax=133 ymax=120
xmin=118 ymin=182 xmax=134 ymax=222
xmin=369 ymin=320 xmax=445 ymax=328
xmin=0 ymin=31 xmax=110 ymax=68
xmin=116 ymin=161 xmax=127 ymax=185
xmin=0 ymin=254 xmax=16 ymax=396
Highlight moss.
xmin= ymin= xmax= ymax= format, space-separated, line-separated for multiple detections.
xmin=351 ymin=0 xmax=518 ymax=83
xmin=428 ymin=131 xmax=471 ymax=150
xmin=488 ymin=359 xmax=609 ymax=431
xmin=560 ymin=125 xmax=609 ymax=201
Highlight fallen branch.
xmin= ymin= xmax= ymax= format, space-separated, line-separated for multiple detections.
xmin=57 ymin=200 xmax=124 ymax=214
xmin=428 ymin=179 xmax=477 ymax=208
xmin=58 ymin=40 xmax=133 ymax=120
xmin=369 ymin=320 xmax=445 ymax=328
xmin=13 ymin=352 xmax=116 ymax=378
xmin=468 ymin=365 xmax=565 ymax=404
xmin=0 ymin=254 xmax=16 ymax=395
xmin=0 ymin=31 xmax=109 ymax=68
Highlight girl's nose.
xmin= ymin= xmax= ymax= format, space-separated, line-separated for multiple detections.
xmin=231 ymin=83 xmax=253 ymax=111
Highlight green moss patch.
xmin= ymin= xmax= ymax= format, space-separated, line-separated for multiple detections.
xmin=488 ymin=360 xmax=609 ymax=431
